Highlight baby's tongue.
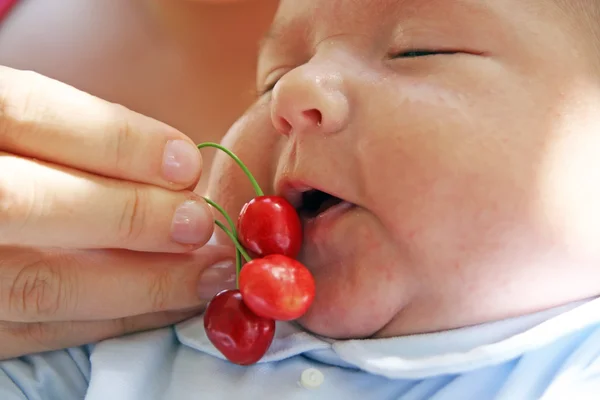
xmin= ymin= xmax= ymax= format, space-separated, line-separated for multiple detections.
xmin=316 ymin=196 xmax=343 ymax=214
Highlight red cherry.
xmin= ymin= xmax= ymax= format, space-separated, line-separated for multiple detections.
xmin=204 ymin=289 xmax=275 ymax=365
xmin=237 ymin=196 xmax=302 ymax=259
xmin=239 ymin=254 xmax=315 ymax=321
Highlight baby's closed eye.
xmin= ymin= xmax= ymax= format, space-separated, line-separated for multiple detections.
xmin=391 ymin=50 xmax=458 ymax=58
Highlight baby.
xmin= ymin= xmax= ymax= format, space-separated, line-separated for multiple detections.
xmin=3 ymin=0 xmax=600 ymax=398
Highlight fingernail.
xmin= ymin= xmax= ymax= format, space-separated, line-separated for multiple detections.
xmin=162 ymin=140 xmax=202 ymax=184
xmin=171 ymin=200 xmax=212 ymax=244
xmin=198 ymin=261 xmax=236 ymax=301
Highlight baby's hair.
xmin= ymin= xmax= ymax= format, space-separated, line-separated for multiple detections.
xmin=586 ymin=2 xmax=600 ymax=69
xmin=554 ymin=0 xmax=600 ymax=69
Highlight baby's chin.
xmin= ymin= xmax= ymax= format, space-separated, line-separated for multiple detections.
xmin=294 ymin=256 xmax=406 ymax=339
xmin=295 ymin=286 xmax=400 ymax=340
xmin=293 ymin=215 xmax=411 ymax=339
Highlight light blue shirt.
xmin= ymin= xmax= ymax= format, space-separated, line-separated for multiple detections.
xmin=2 ymin=297 xmax=600 ymax=399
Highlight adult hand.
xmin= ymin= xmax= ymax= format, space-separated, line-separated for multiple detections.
xmin=0 ymin=66 xmax=235 ymax=359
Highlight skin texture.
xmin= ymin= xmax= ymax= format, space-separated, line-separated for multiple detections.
xmin=208 ymin=0 xmax=600 ymax=339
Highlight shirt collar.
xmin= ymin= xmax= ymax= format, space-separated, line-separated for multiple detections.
xmin=176 ymin=297 xmax=600 ymax=379
xmin=175 ymin=317 xmax=330 ymax=364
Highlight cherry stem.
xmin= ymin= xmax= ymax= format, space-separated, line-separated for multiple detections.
xmin=202 ymin=197 xmax=242 ymax=280
xmin=202 ymin=197 xmax=236 ymax=235
xmin=197 ymin=142 xmax=264 ymax=197
xmin=214 ymin=220 xmax=253 ymax=263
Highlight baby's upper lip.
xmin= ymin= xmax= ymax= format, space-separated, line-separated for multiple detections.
xmin=275 ymin=176 xmax=351 ymax=213
xmin=273 ymin=150 xmax=356 ymax=213
xmin=277 ymin=180 xmax=313 ymax=209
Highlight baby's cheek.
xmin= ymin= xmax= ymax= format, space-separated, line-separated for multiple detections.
xmin=207 ymin=110 xmax=279 ymax=211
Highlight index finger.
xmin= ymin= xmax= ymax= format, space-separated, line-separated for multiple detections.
xmin=0 ymin=66 xmax=201 ymax=190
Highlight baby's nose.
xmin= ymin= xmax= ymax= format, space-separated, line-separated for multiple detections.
xmin=270 ymin=66 xmax=349 ymax=136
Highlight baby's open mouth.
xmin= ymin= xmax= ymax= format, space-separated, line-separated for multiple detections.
xmin=296 ymin=189 xmax=345 ymax=219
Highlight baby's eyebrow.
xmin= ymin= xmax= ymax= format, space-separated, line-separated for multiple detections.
xmin=257 ymin=31 xmax=276 ymax=59
xmin=257 ymin=21 xmax=291 ymax=61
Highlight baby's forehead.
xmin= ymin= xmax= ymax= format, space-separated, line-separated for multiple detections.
xmin=266 ymin=0 xmax=491 ymax=45
xmin=263 ymin=0 xmax=597 ymax=58
xmin=270 ymin=0 xmax=588 ymax=33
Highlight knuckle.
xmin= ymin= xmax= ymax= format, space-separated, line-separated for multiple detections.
xmin=7 ymin=254 xmax=68 ymax=319
xmin=114 ymin=316 xmax=135 ymax=335
xmin=22 ymin=322 xmax=52 ymax=349
xmin=16 ymin=321 xmax=62 ymax=352
xmin=0 ymin=322 xmax=25 ymax=359
xmin=118 ymin=186 xmax=147 ymax=243
xmin=0 ymin=161 xmax=40 ymax=242
xmin=0 ymin=69 xmax=44 ymax=147
xmin=111 ymin=106 xmax=137 ymax=175
xmin=147 ymin=269 xmax=173 ymax=311
xmin=1 ymin=320 xmax=70 ymax=357
xmin=0 ymin=175 xmax=15 ymax=229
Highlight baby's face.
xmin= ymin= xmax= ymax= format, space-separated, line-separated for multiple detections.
xmin=207 ymin=0 xmax=600 ymax=339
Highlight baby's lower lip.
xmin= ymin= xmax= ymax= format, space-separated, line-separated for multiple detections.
xmin=302 ymin=201 xmax=355 ymax=242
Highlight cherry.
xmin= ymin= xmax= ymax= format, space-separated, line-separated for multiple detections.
xmin=198 ymin=142 xmax=302 ymax=259
xmin=204 ymin=289 xmax=276 ymax=366
xmin=237 ymin=196 xmax=302 ymax=259
xmin=239 ymin=254 xmax=315 ymax=321
xmin=197 ymin=142 xmax=315 ymax=365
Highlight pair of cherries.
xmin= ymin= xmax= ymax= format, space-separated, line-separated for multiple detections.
xmin=197 ymin=143 xmax=315 ymax=366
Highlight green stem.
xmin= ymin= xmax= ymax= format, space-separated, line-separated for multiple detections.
xmin=234 ymin=250 xmax=241 ymax=288
xmin=202 ymin=197 xmax=237 ymax=237
xmin=197 ymin=142 xmax=264 ymax=196
xmin=202 ymin=196 xmax=242 ymax=283
xmin=214 ymin=220 xmax=253 ymax=263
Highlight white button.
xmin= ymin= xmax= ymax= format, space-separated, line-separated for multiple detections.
xmin=300 ymin=368 xmax=324 ymax=389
